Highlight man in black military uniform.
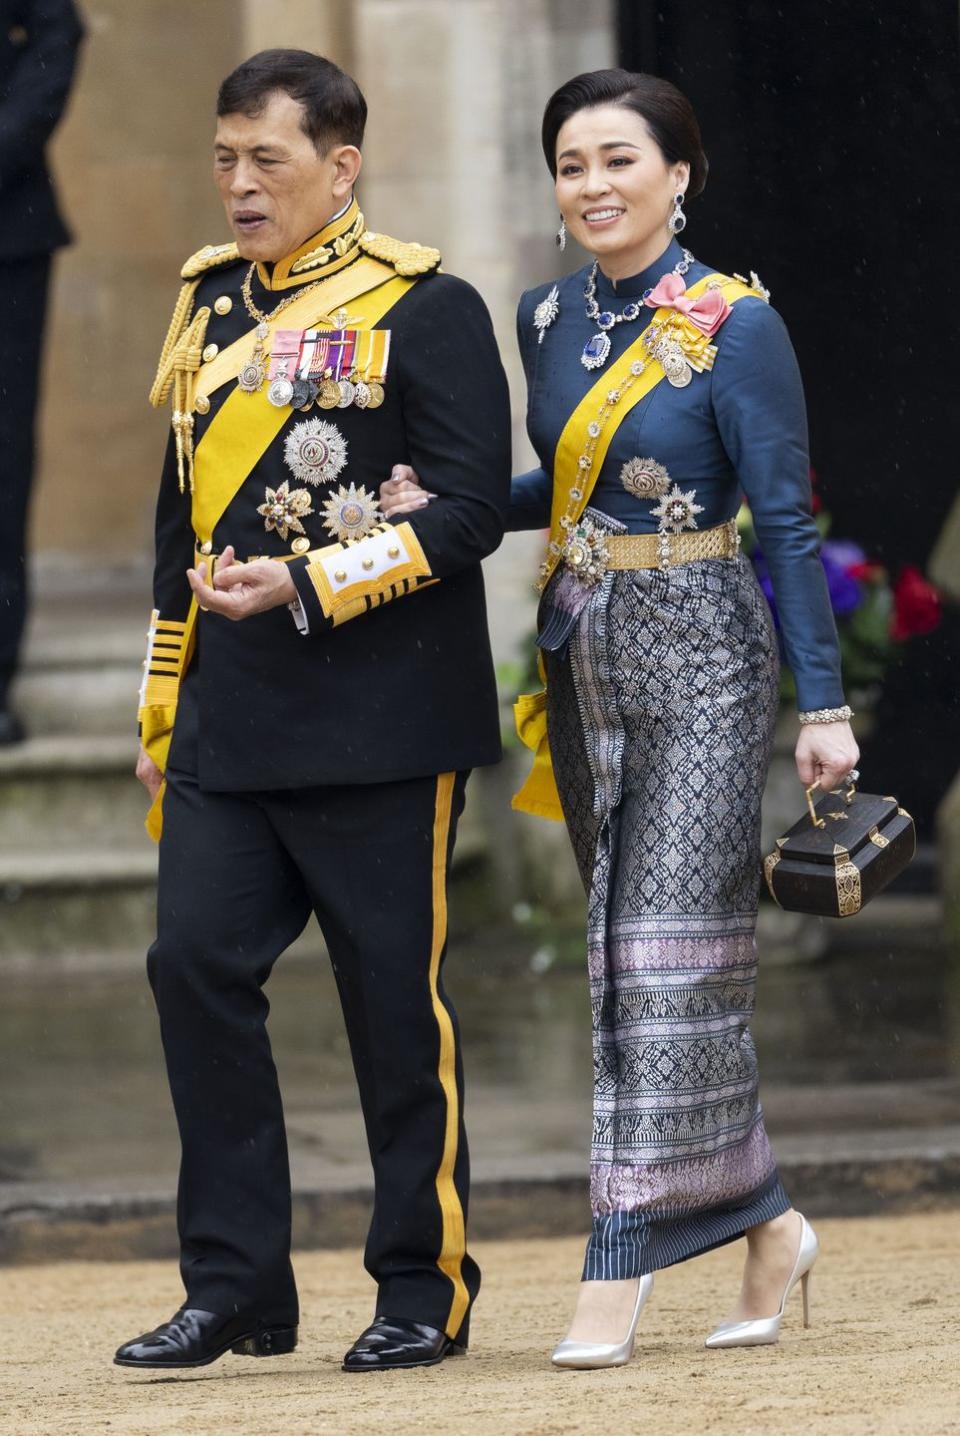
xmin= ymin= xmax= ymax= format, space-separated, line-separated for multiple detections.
xmin=115 ymin=50 xmax=511 ymax=1374
xmin=0 ymin=0 xmax=83 ymax=742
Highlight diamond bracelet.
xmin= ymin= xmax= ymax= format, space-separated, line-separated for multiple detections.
xmin=798 ymin=705 xmax=854 ymax=725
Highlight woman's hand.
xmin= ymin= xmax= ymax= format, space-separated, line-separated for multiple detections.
xmin=794 ymin=720 xmax=860 ymax=793
xmin=380 ymin=464 xmax=434 ymax=518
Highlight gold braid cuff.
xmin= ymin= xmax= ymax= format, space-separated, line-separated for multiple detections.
xmin=302 ymin=522 xmax=433 ymax=627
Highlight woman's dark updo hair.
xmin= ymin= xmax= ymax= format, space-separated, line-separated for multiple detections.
xmin=541 ymin=68 xmax=708 ymax=198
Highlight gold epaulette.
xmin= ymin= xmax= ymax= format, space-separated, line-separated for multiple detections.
xmin=732 ymin=269 xmax=771 ymax=302
xmin=180 ymin=241 xmax=241 ymax=280
xmin=358 ymin=230 xmax=441 ymax=277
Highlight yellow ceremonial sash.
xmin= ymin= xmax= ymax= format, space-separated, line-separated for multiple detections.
xmin=142 ymin=261 xmax=418 ymax=842
xmin=192 ymin=265 xmax=415 ymax=543
xmin=512 ymin=274 xmax=758 ymax=821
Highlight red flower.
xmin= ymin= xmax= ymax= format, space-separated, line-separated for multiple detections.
xmin=890 ymin=566 xmax=942 ymax=641
xmin=847 ymin=561 xmax=886 ymax=583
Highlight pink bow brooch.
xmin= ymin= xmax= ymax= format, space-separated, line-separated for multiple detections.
xmin=644 ymin=273 xmax=730 ymax=337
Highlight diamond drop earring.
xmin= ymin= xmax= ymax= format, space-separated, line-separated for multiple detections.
xmin=668 ymin=192 xmax=687 ymax=235
xmin=556 ymin=216 xmax=566 ymax=251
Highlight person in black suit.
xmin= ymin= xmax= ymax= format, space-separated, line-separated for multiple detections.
xmin=0 ymin=0 xmax=83 ymax=742
xmin=114 ymin=50 xmax=511 ymax=1375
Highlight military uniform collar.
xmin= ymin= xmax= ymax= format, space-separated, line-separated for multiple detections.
xmin=256 ymin=198 xmax=365 ymax=291
xmin=594 ymin=237 xmax=687 ymax=301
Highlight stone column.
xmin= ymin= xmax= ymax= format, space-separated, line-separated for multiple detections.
xmin=33 ymin=0 xmax=243 ymax=567
xmin=241 ymin=0 xmax=354 ymax=62
xmin=350 ymin=0 xmax=613 ymax=663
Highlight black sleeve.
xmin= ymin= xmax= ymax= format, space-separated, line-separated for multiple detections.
xmin=388 ymin=272 xmax=511 ymax=573
xmin=152 ymin=431 xmax=196 ymax=624
xmin=0 ymin=0 xmax=84 ymax=189
xmin=137 ymin=431 xmax=196 ymax=740
xmin=289 ymin=272 xmax=512 ymax=634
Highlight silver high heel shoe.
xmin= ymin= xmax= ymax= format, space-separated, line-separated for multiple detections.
xmin=551 ymin=1274 xmax=654 ymax=1369
xmin=704 ymin=1212 xmax=819 ymax=1349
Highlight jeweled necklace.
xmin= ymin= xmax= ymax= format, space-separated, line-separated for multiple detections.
xmin=581 ymin=247 xmax=694 ymax=370
xmin=236 ymin=266 xmax=331 ymax=393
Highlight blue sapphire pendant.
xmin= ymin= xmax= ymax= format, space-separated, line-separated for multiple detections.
xmin=581 ymin=331 xmax=611 ymax=370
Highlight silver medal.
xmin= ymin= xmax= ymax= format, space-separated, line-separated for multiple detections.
xmin=237 ymin=358 xmax=265 ymax=393
xmin=659 ymin=343 xmax=692 ymax=388
xmin=267 ymin=377 xmax=295 ymax=408
xmin=353 ymin=380 xmax=371 ymax=409
xmin=337 ymin=379 xmax=356 ymax=408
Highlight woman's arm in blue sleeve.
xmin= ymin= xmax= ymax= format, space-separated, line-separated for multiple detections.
xmin=508 ymin=291 xmax=554 ymax=532
xmin=508 ymin=467 xmax=552 ymax=531
xmin=712 ymin=299 xmax=846 ymax=712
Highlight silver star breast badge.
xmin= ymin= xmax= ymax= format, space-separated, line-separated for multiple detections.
xmin=283 ymin=419 xmax=349 ymax=487
xmin=651 ymin=484 xmax=705 ymax=534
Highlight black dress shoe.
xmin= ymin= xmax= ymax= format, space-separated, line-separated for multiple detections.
xmin=114 ymin=1307 xmax=298 ymax=1369
xmin=0 ymin=711 xmax=24 ymax=746
xmin=342 ymin=1315 xmax=467 ymax=1372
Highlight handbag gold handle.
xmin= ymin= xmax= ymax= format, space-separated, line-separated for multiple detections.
xmin=805 ymin=781 xmax=825 ymax=828
xmin=806 ymin=768 xmax=859 ymax=828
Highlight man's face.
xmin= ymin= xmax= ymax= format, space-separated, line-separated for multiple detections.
xmin=214 ymin=89 xmax=360 ymax=262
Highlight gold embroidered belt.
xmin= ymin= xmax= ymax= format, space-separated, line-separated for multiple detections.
xmin=564 ymin=517 xmax=740 ymax=583
xmin=608 ymin=517 xmax=740 ymax=568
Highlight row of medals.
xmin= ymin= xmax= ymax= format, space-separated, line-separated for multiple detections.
xmin=237 ymin=322 xmax=385 ymax=413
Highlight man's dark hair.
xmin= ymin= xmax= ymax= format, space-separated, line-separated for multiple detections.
xmin=217 ymin=49 xmax=367 ymax=152
xmin=541 ymin=68 xmax=708 ymax=197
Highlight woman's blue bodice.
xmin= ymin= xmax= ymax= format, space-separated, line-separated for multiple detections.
xmin=512 ymin=238 xmax=845 ymax=711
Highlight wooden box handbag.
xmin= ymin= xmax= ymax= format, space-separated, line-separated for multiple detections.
xmin=763 ymin=773 xmax=916 ymax=918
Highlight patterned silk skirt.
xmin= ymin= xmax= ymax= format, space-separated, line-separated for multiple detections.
xmin=543 ymin=528 xmax=790 ymax=1279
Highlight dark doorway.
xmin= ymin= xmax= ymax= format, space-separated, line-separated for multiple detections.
xmin=618 ymin=1 xmax=960 ymax=835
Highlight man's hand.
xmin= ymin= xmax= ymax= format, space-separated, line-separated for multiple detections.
xmin=186 ymin=545 xmax=297 ymax=620
xmin=136 ymin=743 xmax=163 ymax=802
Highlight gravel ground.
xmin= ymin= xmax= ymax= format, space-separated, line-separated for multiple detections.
xmin=1 ymin=1212 xmax=956 ymax=1436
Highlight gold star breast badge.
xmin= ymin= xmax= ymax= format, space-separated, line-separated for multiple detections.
xmin=321 ymin=482 xmax=382 ymax=543
xmin=257 ymin=481 xmax=314 ymax=541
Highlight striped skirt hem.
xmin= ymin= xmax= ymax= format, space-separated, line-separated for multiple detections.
xmin=581 ymin=1171 xmax=791 ymax=1280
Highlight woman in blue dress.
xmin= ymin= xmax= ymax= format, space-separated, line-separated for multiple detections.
xmin=382 ymin=69 xmax=859 ymax=1368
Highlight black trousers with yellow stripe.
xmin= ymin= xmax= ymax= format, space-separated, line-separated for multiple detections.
xmin=148 ymin=730 xmax=478 ymax=1341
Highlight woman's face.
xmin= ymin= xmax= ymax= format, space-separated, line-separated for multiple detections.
xmin=554 ymin=105 xmax=689 ymax=269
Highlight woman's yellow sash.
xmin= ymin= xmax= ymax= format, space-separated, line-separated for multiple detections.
xmin=512 ymin=273 xmax=757 ymax=821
